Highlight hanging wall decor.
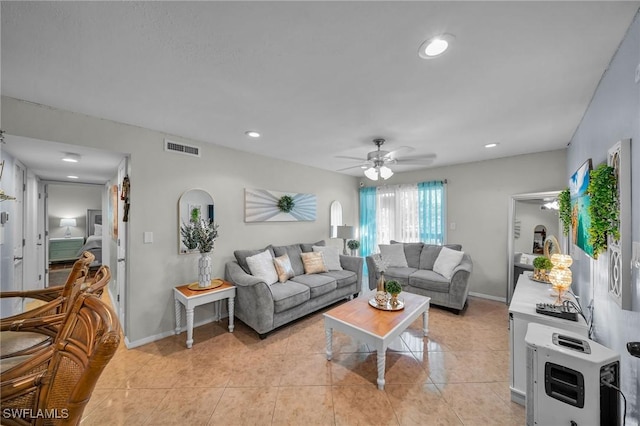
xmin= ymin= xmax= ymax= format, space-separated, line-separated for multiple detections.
xmin=245 ymin=188 xmax=316 ymax=222
xmin=606 ymin=139 xmax=631 ymax=310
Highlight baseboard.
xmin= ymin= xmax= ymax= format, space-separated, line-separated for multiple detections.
xmin=124 ymin=315 xmax=227 ymax=349
xmin=468 ymin=292 xmax=507 ymax=303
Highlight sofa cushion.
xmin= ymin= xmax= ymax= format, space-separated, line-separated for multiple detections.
xmin=273 ymin=254 xmax=295 ymax=283
xmin=300 ymin=252 xmax=328 ymax=274
xmin=321 ymin=270 xmax=357 ymax=288
xmin=391 ymin=241 xmax=424 ymax=269
xmin=312 ymin=245 xmax=342 ymax=271
xmin=379 ymin=244 xmax=408 ymax=267
xmin=234 ymin=246 xmax=273 ymax=274
xmin=384 ymin=266 xmax=417 ymax=286
xmin=291 ymin=274 xmax=337 ymax=298
xmin=246 ymin=249 xmax=278 ymax=285
xmin=409 ymin=270 xmax=451 ymax=293
xmin=300 ymin=240 xmax=326 ymax=253
xmin=269 ymin=281 xmax=310 ymax=313
xmin=433 ymin=247 xmax=465 ymax=279
xmin=273 ymin=244 xmax=305 ymax=276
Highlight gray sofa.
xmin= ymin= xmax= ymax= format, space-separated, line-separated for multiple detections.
xmin=366 ymin=242 xmax=473 ymax=313
xmin=225 ymin=241 xmax=363 ymax=338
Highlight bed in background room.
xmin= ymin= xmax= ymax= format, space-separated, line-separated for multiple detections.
xmin=76 ymin=208 xmax=103 ymax=267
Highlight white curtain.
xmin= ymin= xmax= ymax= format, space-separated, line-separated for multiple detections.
xmin=375 ymin=184 xmax=420 ymax=245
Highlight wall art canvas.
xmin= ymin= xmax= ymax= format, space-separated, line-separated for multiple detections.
xmin=570 ymin=159 xmax=594 ymax=257
xmin=245 ymin=188 xmax=316 ymax=222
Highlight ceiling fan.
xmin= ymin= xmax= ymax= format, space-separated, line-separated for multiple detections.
xmin=336 ymin=138 xmax=436 ymax=181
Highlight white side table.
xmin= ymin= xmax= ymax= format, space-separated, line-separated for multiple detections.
xmin=173 ymin=279 xmax=236 ymax=349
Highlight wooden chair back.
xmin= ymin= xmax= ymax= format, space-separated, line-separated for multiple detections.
xmin=0 ymin=293 xmax=121 ymax=425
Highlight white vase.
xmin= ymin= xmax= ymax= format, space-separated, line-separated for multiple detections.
xmin=198 ymin=252 xmax=212 ymax=288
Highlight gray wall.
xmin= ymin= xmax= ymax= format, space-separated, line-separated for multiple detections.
xmin=365 ymin=149 xmax=567 ymax=300
xmin=2 ymin=96 xmax=360 ymax=344
xmin=567 ymin=11 xmax=639 ymax=424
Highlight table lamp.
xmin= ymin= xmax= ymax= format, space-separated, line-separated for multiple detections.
xmin=59 ymin=218 xmax=77 ymax=238
xmin=337 ymin=225 xmax=354 ymax=255
xmin=548 ymin=253 xmax=572 ymax=305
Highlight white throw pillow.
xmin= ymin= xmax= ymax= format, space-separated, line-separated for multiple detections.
xmin=379 ymin=244 xmax=408 ymax=268
xmin=246 ymin=249 xmax=278 ymax=285
xmin=312 ymin=245 xmax=342 ymax=271
xmin=433 ymin=246 xmax=465 ymax=279
xmin=94 ymin=224 xmax=103 ymax=236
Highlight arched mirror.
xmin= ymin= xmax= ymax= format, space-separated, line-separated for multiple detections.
xmin=532 ymin=225 xmax=547 ymax=254
xmin=178 ymin=189 xmax=214 ymax=254
xmin=330 ymin=201 xmax=342 ymax=238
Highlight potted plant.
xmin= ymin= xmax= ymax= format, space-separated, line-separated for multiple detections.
xmin=533 ymin=256 xmax=553 ymax=282
xmin=385 ymin=280 xmax=402 ymax=307
xmin=347 ymin=239 xmax=360 ymax=256
xmin=181 ymin=219 xmax=219 ymax=287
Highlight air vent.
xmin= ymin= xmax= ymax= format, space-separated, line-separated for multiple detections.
xmin=164 ymin=139 xmax=200 ymax=157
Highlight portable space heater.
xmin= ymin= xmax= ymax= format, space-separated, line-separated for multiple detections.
xmin=525 ymin=323 xmax=620 ymax=426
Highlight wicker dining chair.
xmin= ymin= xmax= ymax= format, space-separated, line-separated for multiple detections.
xmin=0 ymin=265 xmax=111 ymax=360
xmin=0 ymin=292 xmax=121 ymax=425
xmin=0 ymin=252 xmax=95 ymax=318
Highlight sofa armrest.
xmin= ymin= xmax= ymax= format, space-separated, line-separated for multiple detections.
xmin=365 ymin=256 xmax=379 ymax=291
xmin=449 ymin=254 xmax=473 ymax=305
xmin=339 ymin=255 xmax=363 ymax=290
xmin=224 ymin=261 xmax=276 ymax=334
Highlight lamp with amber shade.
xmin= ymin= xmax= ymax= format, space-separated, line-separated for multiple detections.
xmin=548 ymin=254 xmax=573 ymax=305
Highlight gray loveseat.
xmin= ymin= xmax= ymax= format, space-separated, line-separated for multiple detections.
xmin=366 ymin=242 xmax=473 ymax=313
xmin=225 ymin=241 xmax=363 ymax=338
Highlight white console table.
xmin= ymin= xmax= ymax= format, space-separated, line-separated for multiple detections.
xmin=509 ymin=274 xmax=588 ymax=405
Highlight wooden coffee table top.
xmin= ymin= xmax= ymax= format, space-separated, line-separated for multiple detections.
xmin=324 ymin=292 xmax=430 ymax=338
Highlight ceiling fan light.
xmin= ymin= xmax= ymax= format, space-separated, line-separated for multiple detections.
xmin=379 ymin=166 xmax=394 ymax=180
xmin=364 ymin=167 xmax=379 ymax=181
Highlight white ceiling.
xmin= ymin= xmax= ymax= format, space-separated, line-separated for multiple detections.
xmin=2 ymin=2 xmax=639 ymax=181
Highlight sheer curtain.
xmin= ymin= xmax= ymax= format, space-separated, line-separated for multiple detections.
xmin=361 ymin=181 xmax=445 ymax=253
xmin=418 ymin=180 xmax=445 ymax=244
xmin=359 ymin=187 xmax=377 ymax=257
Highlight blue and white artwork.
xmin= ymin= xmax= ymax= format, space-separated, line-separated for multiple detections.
xmin=245 ymin=188 xmax=317 ymax=222
xmin=569 ymin=159 xmax=594 ymax=257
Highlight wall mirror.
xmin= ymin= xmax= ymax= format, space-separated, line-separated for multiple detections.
xmin=507 ymin=190 xmax=564 ymax=302
xmin=178 ymin=189 xmax=214 ymax=254
xmin=330 ymin=201 xmax=342 ymax=238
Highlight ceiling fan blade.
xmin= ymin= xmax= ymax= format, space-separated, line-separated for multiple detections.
xmin=336 ymin=163 xmax=368 ymax=172
xmin=385 ymin=146 xmax=414 ymax=159
xmin=393 ymin=159 xmax=435 ymax=166
xmin=335 ymin=155 xmax=367 ymax=162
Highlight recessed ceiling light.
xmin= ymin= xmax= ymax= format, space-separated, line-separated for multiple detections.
xmin=245 ymin=131 xmax=260 ymax=138
xmin=484 ymin=143 xmax=499 ymax=148
xmin=67 ymin=175 xmax=79 ymax=179
xmin=418 ymin=34 xmax=455 ymax=59
xmin=62 ymin=153 xmax=81 ymax=163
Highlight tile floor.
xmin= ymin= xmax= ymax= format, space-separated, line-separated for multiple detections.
xmin=81 ymin=296 xmax=525 ymax=425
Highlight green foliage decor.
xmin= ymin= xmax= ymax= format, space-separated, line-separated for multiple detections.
xmin=347 ymin=239 xmax=360 ymax=250
xmin=558 ymin=188 xmax=571 ymax=236
xmin=533 ymin=256 xmax=553 ymax=270
xmin=587 ymin=164 xmax=619 ymax=258
xmin=277 ymin=195 xmax=295 ymax=213
xmin=385 ymin=280 xmax=402 ymax=295
xmin=181 ymin=219 xmax=219 ymax=253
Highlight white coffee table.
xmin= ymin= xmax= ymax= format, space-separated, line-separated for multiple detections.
xmin=324 ymin=292 xmax=430 ymax=390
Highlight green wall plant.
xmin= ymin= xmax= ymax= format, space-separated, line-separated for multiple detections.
xmin=587 ymin=163 xmax=618 ymax=258
xmin=277 ymin=195 xmax=295 ymax=213
xmin=558 ymin=188 xmax=571 ymax=236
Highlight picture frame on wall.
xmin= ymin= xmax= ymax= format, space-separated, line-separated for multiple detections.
xmin=569 ymin=159 xmax=594 ymax=257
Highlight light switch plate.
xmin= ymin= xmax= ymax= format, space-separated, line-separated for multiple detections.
xmin=143 ymin=231 xmax=153 ymax=244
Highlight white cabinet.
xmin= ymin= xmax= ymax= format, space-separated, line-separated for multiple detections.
xmin=508 ymin=274 xmax=588 ymax=405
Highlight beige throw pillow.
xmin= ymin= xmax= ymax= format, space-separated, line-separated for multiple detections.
xmin=273 ymin=254 xmax=295 ymax=283
xmin=246 ymin=249 xmax=278 ymax=285
xmin=433 ymin=246 xmax=465 ymax=280
xmin=300 ymin=252 xmax=328 ymax=274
